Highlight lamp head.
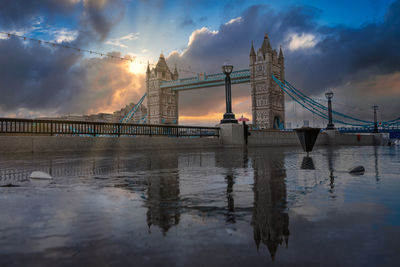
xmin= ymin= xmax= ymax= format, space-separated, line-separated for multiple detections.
xmin=222 ymin=64 xmax=233 ymax=75
xmin=325 ymin=91 xmax=334 ymax=99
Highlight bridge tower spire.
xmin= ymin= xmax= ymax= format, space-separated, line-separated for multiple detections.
xmin=250 ymin=34 xmax=285 ymax=129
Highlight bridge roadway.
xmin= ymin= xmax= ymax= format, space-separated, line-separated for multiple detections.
xmin=160 ymin=69 xmax=250 ymax=91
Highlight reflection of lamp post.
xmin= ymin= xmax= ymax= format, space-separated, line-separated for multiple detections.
xmin=325 ymin=91 xmax=335 ymax=130
xmin=221 ymin=64 xmax=238 ymax=124
xmin=372 ymin=105 xmax=379 ymax=133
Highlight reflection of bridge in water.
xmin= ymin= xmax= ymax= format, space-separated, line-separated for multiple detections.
xmin=0 ymin=148 xmax=374 ymax=261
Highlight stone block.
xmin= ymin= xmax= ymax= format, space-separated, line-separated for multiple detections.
xmin=219 ymin=123 xmax=245 ymax=147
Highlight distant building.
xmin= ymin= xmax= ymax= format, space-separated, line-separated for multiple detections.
xmin=113 ymin=103 xmax=147 ymax=123
xmin=39 ymin=102 xmax=148 ymax=124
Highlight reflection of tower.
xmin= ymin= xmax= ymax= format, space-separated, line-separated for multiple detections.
xmin=251 ymin=150 xmax=289 ymax=261
xmin=146 ymin=154 xmax=180 ymax=235
xmin=327 ymin=147 xmax=335 ymax=194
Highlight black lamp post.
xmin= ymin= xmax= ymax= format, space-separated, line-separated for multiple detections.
xmin=325 ymin=91 xmax=335 ymax=130
xmin=221 ymin=64 xmax=238 ymax=124
xmin=372 ymin=105 xmax=379 ymax=133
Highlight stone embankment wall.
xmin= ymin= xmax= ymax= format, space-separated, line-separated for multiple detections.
xmin=247 ymin=130 xmax=377 ymax=147
xmin=0 ymin=136 xmax=222 ymax=153
xmin=0 ymin=129 xmax=384 ymax=154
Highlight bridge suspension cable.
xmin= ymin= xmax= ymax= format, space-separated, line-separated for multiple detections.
xmin=271 ymin=75 xmax=400 ymax=127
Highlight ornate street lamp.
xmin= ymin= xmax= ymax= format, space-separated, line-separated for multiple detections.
xmin=325 ymin=90 xmax=335 ymax=130
xmin=220 ymin=63 xmax=238 ymax=124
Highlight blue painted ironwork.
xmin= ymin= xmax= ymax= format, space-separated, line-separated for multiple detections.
xmin=160 ymin=69 xmax=250 ymax=91
xmin=121 ymin=93 xmax=147 ymax=123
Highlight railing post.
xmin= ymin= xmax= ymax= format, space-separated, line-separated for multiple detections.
xmin=118 ymin=123 xmax=121 ymax=137
xmin=50 ymin=122 xmax=53 ymax=136
xmin=93 ymin=124 xmax=96 ymax=137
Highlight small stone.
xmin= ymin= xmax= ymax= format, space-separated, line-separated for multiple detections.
xmin=349 ymin=166 xmax=365 ymax=175
xmin=30 ymin=171 xmax=52 ymax=180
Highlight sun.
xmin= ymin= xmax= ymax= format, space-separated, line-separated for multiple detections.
xmin=129 ymin=60 xmax=147 ymax=75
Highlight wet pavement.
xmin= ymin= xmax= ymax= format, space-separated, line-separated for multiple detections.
xmin=0 ymin=146 xmax=400 ymax=266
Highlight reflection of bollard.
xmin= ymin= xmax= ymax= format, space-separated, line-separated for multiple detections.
xmin=294 ymin=127 xmax=321 ymax=156
xmin=301 ymin=156 xmax=315 ymax=170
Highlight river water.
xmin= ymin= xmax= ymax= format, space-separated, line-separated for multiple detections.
xmin=0 ymin=146 xmax=399 ymax=266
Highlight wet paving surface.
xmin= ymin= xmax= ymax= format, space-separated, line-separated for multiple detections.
xmin=0 ymin=146 xmax=400 ymax=266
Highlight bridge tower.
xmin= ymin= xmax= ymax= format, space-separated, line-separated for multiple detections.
xmin=146 ymin=54 xmax=179 ymax=124
xmin=250 ymin=34 xmax=285 ymax=129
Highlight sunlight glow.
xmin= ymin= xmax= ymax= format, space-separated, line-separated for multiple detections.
xmin=129 ymin=60 xmax=147 ymax=75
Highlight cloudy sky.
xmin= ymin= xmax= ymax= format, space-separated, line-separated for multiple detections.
xmin=0 ymin=0 xmax=399 ymax=126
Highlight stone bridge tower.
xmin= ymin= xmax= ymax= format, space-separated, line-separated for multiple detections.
xmin=250 ymin=34 xmax=285 ymax=129
xmin=146 ymin=54 xmax=179 ymax=124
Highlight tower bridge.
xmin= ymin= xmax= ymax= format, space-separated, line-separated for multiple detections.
xmin=146 ymin=34 xmax=285 ymax=129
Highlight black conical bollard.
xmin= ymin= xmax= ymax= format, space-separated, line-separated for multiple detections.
xmin=294 ymin=127 xmax=321 ymax=156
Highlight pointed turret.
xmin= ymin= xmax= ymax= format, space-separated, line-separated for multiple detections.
xmin=250 ymin=41 xmax=256 ymax=64
xmin=250 ymin=41 xmax=256 ymax=57
xmin=278 ymin=45 xmax=284 ymax=64
xmin=155 ymin=53 xmax=171 ymax=79
xmin=261 ymin=33 xmax=272 ymax=54
xmin=146 ymin=62 xmax=151 ymax=74
xmin=155 ymin=53 xmax=169 ymax=71
xmin=173 ymin=65 xmax=179 ymax=80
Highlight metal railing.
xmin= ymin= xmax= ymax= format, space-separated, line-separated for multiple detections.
xmin=0 ymin=117 xmax=220 ymax=138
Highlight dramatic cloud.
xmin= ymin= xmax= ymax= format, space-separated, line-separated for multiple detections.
xmin=0 ymin=37 xmax=145 ymax=116
xmin=0 ymin=0 xmax=144 ymax=117
xmin=287 ymin=33 xmax=318 ymax=51
xmin=168 ymin=1 xmax=400 ymax=123
xmin=0 ymin=0 xmax=125 ymax=41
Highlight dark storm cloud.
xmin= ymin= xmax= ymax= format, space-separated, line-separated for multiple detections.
xmin=81 ymin=0 xmax=126 ymax=41
xmin=0 ymin=37 xmax=84 ymax=111
xmin=0 ymin=0 xmax=77 ymax=28
xmin=168 ymin=1 xmax=400 ymax=119
xmin=0 ymin=0 xmax=132 ymax=115
xmin=0 ymin=0 xmax=125 ymax=41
